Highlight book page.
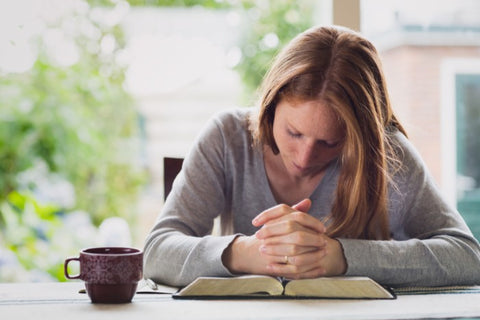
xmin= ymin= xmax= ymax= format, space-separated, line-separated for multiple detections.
xmin=177 ymin=275 xmax=284 ymax=297
xmin=284 ymin=276 xmax=394 ymax=299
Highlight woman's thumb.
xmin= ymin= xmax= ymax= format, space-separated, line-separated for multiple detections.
xmin=292 ymin=198 xmax=312 ymax=213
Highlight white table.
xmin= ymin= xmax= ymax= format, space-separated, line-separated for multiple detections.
xmin=1 ymin=282 xmax=480 ymax=320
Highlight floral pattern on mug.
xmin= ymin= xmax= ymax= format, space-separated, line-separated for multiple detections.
xmin=80 ymin=251 xmax=142 ymax=284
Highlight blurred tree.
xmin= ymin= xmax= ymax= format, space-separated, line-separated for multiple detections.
xmin=234 ymin=0 xmax=316 ymax=102
xmin=0 ymin=1 xmax=144 ymax=226
xmin=0 ymin=0 xmax=146 ymax=281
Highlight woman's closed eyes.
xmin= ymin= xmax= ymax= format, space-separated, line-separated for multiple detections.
xmin=287 ymin=128 xmax=342 ymax=149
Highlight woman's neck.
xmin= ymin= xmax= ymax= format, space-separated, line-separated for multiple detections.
xmin=262 ymin=146 xmax=327 ymax=206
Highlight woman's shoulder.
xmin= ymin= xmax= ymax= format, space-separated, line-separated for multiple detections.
xmin=208 ymin=107 xmax=255 ymax=142
xmin=193 ymin=107 xmax=256 ymax=153
xmin=389 ymin=129 xmax=424 ymax=167
xmin=388 ymin=129 xmax=431 ymax=184
xmin=210 ymin=107 xmax=254 ymax=129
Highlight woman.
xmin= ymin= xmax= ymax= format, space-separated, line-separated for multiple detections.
xmin=143 ymin=26 xmax=480 ymax=287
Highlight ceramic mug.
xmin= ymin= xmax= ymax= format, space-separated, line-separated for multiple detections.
xmin=64 ymin=247 xmax=143 ymax=303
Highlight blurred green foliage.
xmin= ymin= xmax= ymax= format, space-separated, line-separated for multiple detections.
xmin=0 ymin=3 xmax=144 ymax=226
xmin=0 ymin=1 xmax=145 ymax=281
xmin=234 ymin=1 xmax=316 ymax=101
xmin=1 ymin=192 xmax=68 ymax=281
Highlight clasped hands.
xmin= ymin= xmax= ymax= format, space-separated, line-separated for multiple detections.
xmin=223 ymin=199 xmax=347 ymax=279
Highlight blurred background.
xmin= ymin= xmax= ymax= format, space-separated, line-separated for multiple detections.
xmin=0 ymin=0 xmax=479 ymax=282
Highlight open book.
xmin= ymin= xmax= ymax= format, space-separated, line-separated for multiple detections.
xmin=172 ymin=275 xmax=395 ymax=299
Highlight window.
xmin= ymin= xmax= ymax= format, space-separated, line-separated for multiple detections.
xmin=442 ymin=59 xmax=480 ymax=240
xmin=456 ymin=73 xmax=480 ymax=238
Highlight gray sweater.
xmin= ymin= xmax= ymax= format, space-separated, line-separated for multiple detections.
xmin=144 ymin=108 xmax=480 ymax=288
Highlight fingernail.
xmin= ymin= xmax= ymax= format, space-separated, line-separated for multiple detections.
xmin=259 ymin=245 xmax=266 ymax=253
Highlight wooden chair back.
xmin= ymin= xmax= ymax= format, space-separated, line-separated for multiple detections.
xmin=163 ymin=157 xmax=184 ymax=201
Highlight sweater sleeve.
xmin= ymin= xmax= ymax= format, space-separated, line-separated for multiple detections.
xmin=143 ymin=113 xmax=237 ymax=287
xmin=339 ymin=133 xmax=480 ymax=287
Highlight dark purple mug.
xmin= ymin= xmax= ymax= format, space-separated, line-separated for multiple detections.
xmin=64 ymin=247 xmax=143 ymax=303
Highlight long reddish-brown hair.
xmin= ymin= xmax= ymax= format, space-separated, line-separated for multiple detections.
xmin=251 ymin=26 xmax=406 ymax=240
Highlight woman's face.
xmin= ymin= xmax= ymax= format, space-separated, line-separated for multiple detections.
xmin=272 ymin=98 xmax=344 ymax=179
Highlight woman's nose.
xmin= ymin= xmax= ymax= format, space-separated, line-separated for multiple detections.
xmin=297 ymin=143 xmax=316 ymax=166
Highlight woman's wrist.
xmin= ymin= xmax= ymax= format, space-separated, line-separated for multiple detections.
xmin=331 ymin=238 xmax=348 ymax=275
xmin=221 ymin=235 xmax=245 ymax=274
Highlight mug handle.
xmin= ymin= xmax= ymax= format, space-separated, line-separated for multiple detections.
xmin=64 ymin=257 xmax=81 ymax=279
